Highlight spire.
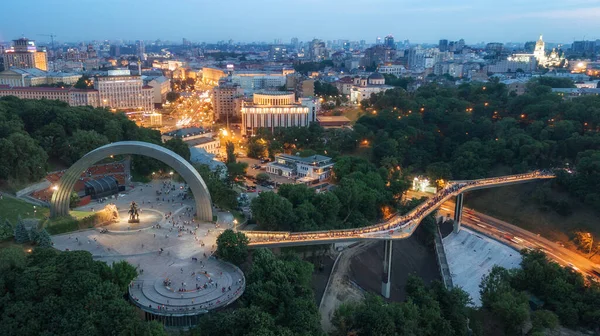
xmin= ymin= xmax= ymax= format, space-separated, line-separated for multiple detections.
xmin=539 ymin=35 xmax=543 ymax=41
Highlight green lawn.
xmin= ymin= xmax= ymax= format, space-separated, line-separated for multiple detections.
xmin=0 ymin=197 xmax=49 ymax=224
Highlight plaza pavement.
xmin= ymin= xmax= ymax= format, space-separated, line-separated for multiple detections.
xmin=52 ymin=180 xmax=244 ymax=314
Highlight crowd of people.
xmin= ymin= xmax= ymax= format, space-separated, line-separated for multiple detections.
xmin=247 ymin=170 xmax=556 ymax=244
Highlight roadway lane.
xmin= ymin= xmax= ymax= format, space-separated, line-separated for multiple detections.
xmin=439 ymin=200 xmax=600 ymax=280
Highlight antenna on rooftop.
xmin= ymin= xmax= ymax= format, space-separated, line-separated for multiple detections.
xmin=38 ymin=34 xmax=57 ymax=71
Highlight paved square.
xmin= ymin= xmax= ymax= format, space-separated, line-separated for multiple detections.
xmin=52 ymin=180 xmax=244 ymax=315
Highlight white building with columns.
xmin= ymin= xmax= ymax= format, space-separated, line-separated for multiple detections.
xmin=241 ymin=91 xmax=315 ymax=136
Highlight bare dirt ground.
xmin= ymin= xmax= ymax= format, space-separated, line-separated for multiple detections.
xmin=350 ymin=227 xmax=441 ymax=302
xmin=319 ymin=242 xmax=374 ymax=333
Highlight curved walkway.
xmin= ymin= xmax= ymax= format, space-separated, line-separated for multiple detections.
xmin=242 ymin=171 xmax=556 ymax=247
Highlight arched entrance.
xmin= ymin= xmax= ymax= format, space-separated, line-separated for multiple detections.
xmin=50 ymin=141 xmax=213 ymax=221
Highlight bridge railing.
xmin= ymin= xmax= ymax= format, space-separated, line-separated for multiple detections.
xmin=245 ymin=171 xmax=555 ymax=245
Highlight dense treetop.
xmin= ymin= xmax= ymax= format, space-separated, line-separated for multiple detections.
xmin=0 ymin=247 xmax=165 ymax=336
xmin=0 ymin=97 xmax=189 ymax=183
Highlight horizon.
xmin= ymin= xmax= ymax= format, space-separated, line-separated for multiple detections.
xmin=2 ymin=0 xmax=599 ymax=45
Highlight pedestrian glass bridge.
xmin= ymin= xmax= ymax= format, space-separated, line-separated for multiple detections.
xmin=240 ymin=170 xmax=556 ymax=247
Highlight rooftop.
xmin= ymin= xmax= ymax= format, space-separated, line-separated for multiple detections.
xmin=184 ymin=137 xmax=218 ymax=146
xmin=277 ymin=153 xmax=333 ymax=165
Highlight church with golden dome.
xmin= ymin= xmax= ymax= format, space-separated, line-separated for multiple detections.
xmin=509 ymin=35 xmax=568 ymax=69
xmin=532 ymin=35 xmax=567 ymax=68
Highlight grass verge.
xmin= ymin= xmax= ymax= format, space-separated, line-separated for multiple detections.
xmin=0 ymin=197 xmax=49 ymax=224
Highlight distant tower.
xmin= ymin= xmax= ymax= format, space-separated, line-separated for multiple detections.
xmin=384 ymin=35 xmax=395 ymax=49
xmin=533 ymin=35 xmax=546 ymax=63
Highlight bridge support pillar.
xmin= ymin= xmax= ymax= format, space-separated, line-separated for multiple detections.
xmin=453 ymin=193 xmax=464 ymax=233
xmin=381 ymin=239 xmax=393 ymax=299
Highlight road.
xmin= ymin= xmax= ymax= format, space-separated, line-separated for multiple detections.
xmin=438 ymin=200 xmax=600 ymax=280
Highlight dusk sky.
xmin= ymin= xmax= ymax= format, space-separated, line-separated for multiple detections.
xmin=2 ymin=0 xmax=599 ymax=44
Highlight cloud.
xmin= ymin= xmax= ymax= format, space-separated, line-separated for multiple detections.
xmin=486 ymin=6 xmax=600 ymax=20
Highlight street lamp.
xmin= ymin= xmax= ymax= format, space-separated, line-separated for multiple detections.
xmin=233 ymin=219 xmax=238 ymax=231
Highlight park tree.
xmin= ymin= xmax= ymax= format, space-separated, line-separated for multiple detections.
xmin=194 ymin=164 xmax=238 ymax=210
xmin=73 ymin=75 xmax=93 ymax=89
xmin=480 ymin=266 xmax=530 ymax=335
xmin=226 ymin=161 xmax=247 ymax=187
xmin=64 ymin=129 xmax=109 ymax=164
xmin=166 ymin=91 xmax=180 ymax=102
xmin=216 ymin=229 xmax=249 ymax=265
xmin=0 ymin=133 xmax=48 ymax=181
xmin=255 ymin=172 xmax=270 ymax=184
xmin=0 ymin=218 xmax=14 ymax=240
xmin=251 ymin=192 xmax=296 ymax=231
xmin=226 ymin=141 xmax=236 ymax=164
xmin=573 ymin=231 xmax=595 ymax=254
xmin=14 ymin=219 xmax=30 ymax=244
xmin=69 ymin=191 xmax=81 ymax=209
xmin=0 ymin=248 xmax=166 ymax=336
xmin=163 ymin=138 xmax=191 ymax=162
xmin=33 ymin=229 xmax=52 ymax=248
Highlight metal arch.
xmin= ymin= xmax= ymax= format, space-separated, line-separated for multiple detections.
xmin=50 ymin=141 xmax=213 ymax=221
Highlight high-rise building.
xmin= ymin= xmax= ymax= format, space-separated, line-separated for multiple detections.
xmin=384 ymin=35 xmax=395 ymax=49
xmin=572 ymin=40 xmax=596 ymax=54
xmin=291 ymin=37 xmax=299 ymax=49
xmin=109 ymin=45 xmax=120 ymax=57
xmin=212 ymin=81 xmax=244 ymax=121
xmin=2 ymin=38 xmax=48 ymax=71
xmin=269 ymin=45 xmax=287 ymax=61
xmin=94 ymin=70 xmax=153 ymax=112
xmin=308 ymin=39 xmax=327 ymax=61
xmin=439 ymin=39 xmax=449 ymax=52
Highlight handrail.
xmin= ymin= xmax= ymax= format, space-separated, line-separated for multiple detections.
xmin=244 ymin=170 xmax=556 ymax=246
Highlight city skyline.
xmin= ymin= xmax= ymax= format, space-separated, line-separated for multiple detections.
xmin=2 ymin=0 xmax=600 ymax=44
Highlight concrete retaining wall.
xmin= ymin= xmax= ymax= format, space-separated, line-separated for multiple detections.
xmin=16 ymin=180 xmax=50 ymax=198
xmin=434 ymin=219 xmax=453 ymax=289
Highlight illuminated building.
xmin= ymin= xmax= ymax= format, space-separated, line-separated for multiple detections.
xmin=350 ymin=72 xmax=394 ymax=104
xmin=212 ymin=81 xmax=244 ymax=121
xmin=2 ymin=38 xmax=48 ymax=71
xmin=241 ymin=91 xmax=314 ymax=135
xmin=0 ymin=85 xmax=99 ymax=107
xmin=266 ymin=154 xmax=334 ymax=182
xmin=201 ymin=67 xmax=227 ymax=85
xmin=512 ymin=35 xmax=567 ymax=69
xmin=94 ymin=70 xmax=153 ymax=112
xmin=0 ymin=68 xmax=81 ymax=87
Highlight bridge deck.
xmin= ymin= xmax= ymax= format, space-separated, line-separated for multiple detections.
xmin=241 ymin=171 xmax=555 ymax=248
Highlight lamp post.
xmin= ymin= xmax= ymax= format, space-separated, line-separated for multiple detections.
xmin=233 ymin=219 xmax=238 ymax=231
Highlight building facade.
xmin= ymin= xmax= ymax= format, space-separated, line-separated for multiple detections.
xmin=0 ymin=85 xmax=99 ymax=107
xmin=241 ymin=91 xmax=314 ymax=135
xmin=94 ymin=70 xmax=153 ymax=112
xmin=350 ymin=72 xmax=394 ymax=104
xmin=144 ymin=76 xmax=170 ymax=105
xmin=212 ymin=82 xmax=244 ymax=121
xmin=266 ymin=154 xmax=334 ymax=182
xmin=2 ymin=38 xmax=48 ymax=71
xmin=202 ymin=67 xmax=227 ymax=85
